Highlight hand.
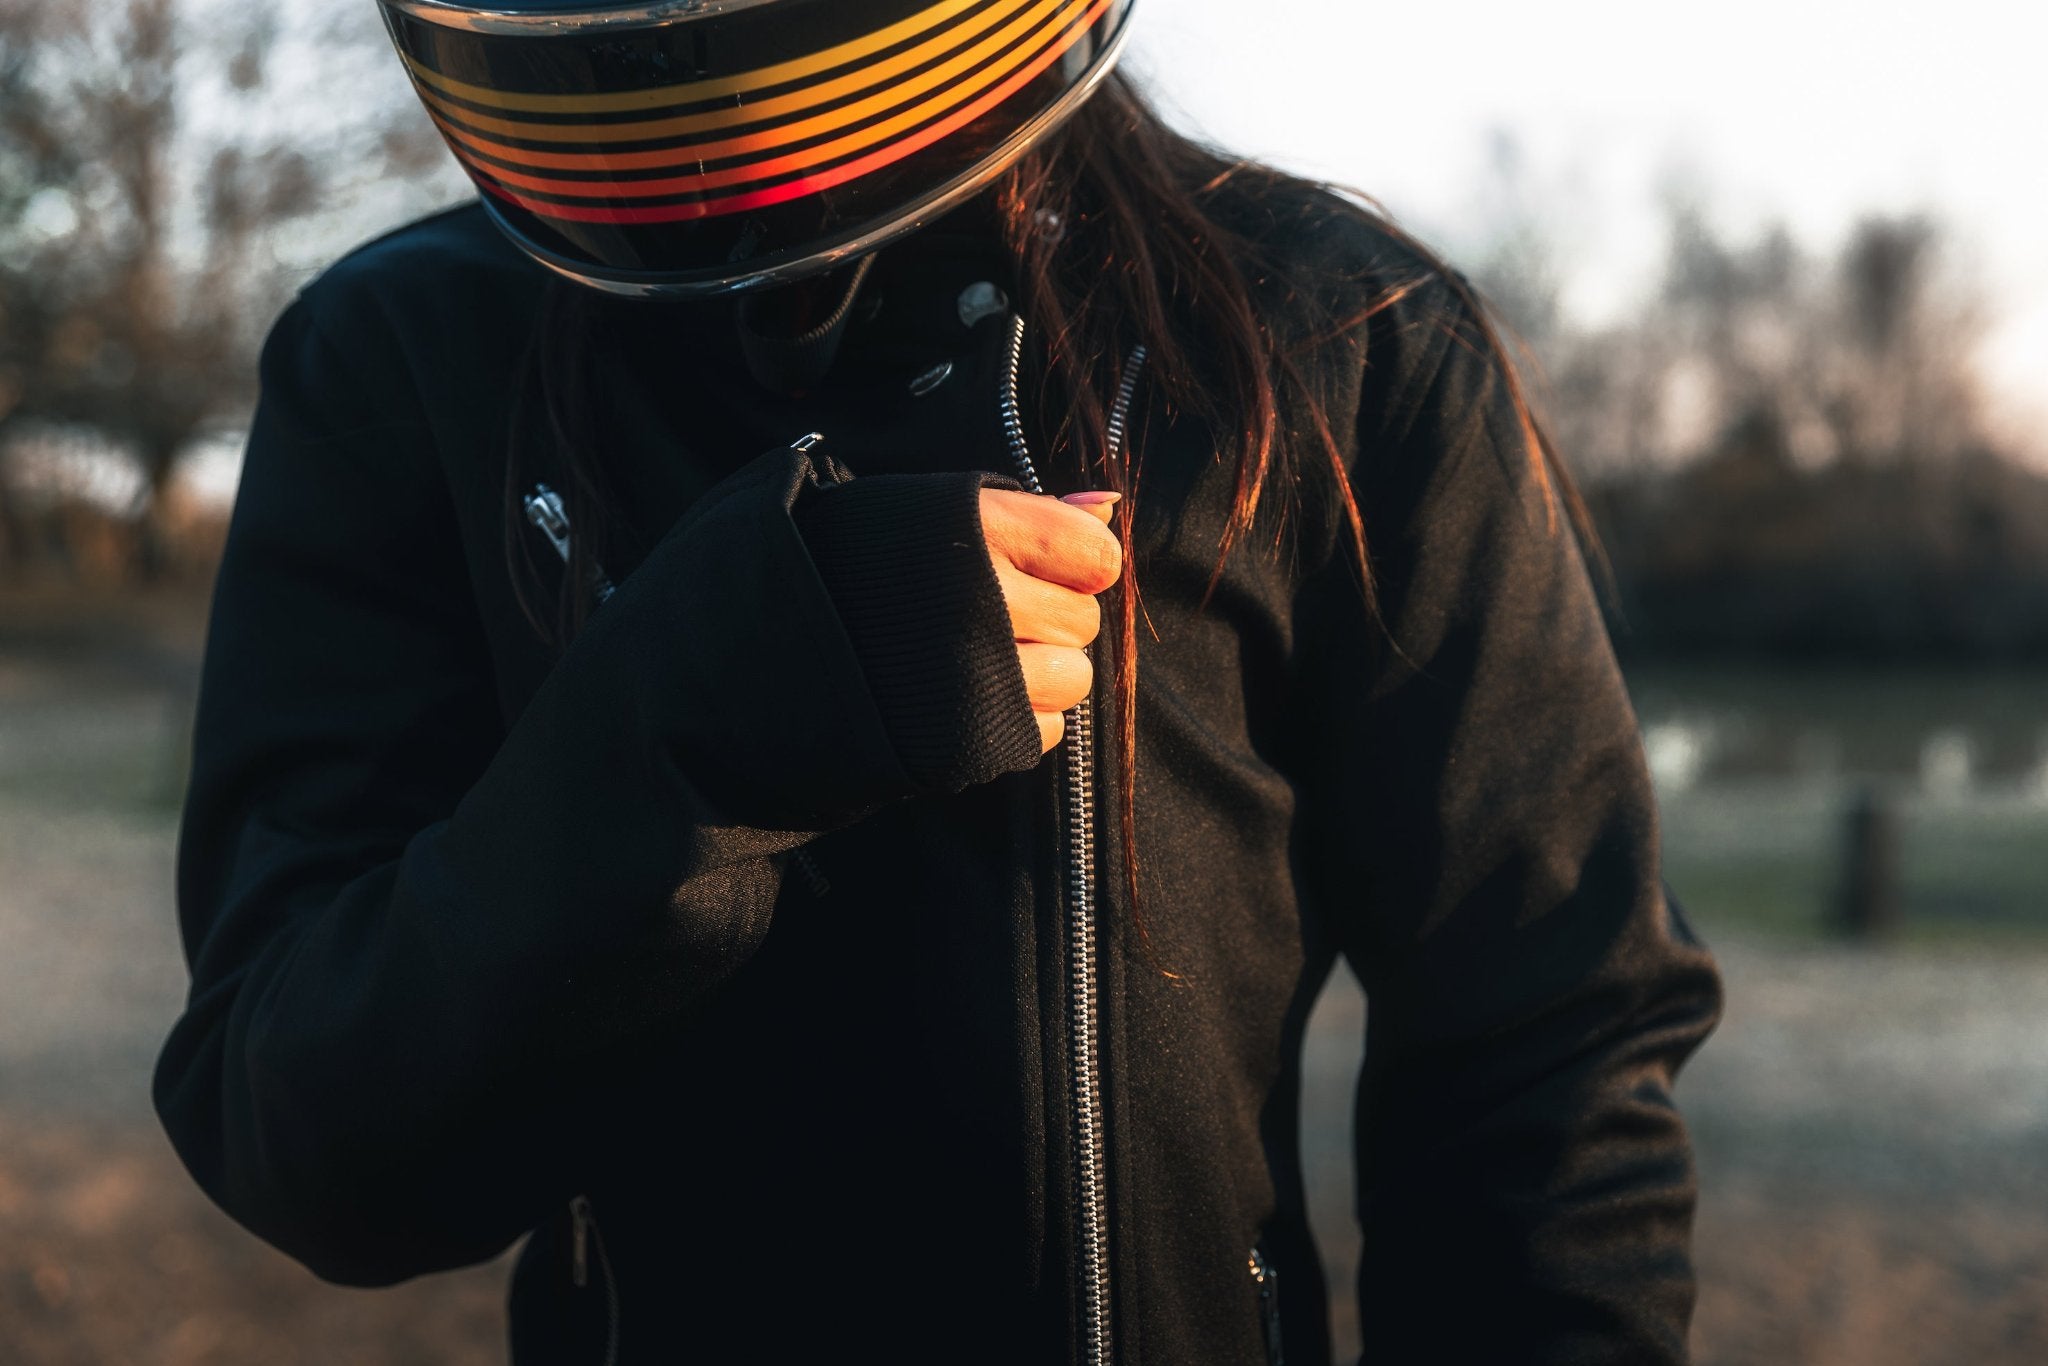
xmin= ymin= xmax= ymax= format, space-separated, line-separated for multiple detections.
xmin=979 ymin=488 xmax=1123 ymax=753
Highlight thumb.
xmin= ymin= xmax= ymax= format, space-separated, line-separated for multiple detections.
xmin=1060 ymin=490 xmax=1122 ymax=526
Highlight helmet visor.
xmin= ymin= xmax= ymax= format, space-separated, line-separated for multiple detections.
xmin=378 ymin=0 xmax=1136 ymax=295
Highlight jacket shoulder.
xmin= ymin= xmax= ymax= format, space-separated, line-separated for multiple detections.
xmin=261 ymin=200 xmax=550 ymax=445
xmin=1201 ymin=171 xmax=1490 ymax=423
xmin=1198 ymin=172 xmax=1463 ymax=324
xmin=1196 ymin=170 xmax=1528 ymax=557
xmin=288 ymin=199 xmax=547 ymax=355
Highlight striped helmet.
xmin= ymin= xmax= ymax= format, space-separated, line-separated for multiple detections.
xmin=376 ymin=0 xmax=1137 ymax=296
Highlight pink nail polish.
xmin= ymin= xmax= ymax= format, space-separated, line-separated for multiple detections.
xmin=1062 ymin=490 xmax=1123 ymax=505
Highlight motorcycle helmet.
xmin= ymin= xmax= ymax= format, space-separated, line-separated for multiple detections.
xmin=375 ymin=0 xmax=1137 ymax=296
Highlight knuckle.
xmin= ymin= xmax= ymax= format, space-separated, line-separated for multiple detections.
xmin=993 ymin=563 xmax=1030 ymax=629
xmin=1018 ymin=643 xmax=1092 ymax=711
xmin=1093 ymin=532 xmax=1122 ymax=587
xmin=1001 ymin=495 xmax=1121 ymax=594
xmin=1073 ymin=592 xmax=1102 ymax=645
xmin=980 ymin=489 xmax=1025 ymax=555
xmin=1027 ymin=586 xmax=1097 ymax=648
xmin=1030 ymin=523 xmax=1070 ymax=579
xmin=1056 ymin=646 xmax=1093 ymax=707
xmin=1057 ymin=528 xmax=1115 ymax=592
xmin=1016 ymin=644 xmax=1049 ymax=705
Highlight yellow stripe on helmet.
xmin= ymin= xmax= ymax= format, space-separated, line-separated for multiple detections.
xmin=401 ymin=0 xmax=990 ymax=116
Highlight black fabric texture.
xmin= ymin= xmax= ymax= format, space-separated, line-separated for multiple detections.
xmin=153 ymin=187 xmax=1725 ymax=1366
xmin=736 ymin=254 xmax=876 ymax=395
xmin=791 ymin=470 xmax=1043 ymax=794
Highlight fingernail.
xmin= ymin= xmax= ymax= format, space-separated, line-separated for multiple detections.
xmin=1061 ymin=491 xmax=1122 ymax=506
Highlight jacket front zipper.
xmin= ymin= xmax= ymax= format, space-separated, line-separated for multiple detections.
xmin=532 ymin=329 xmax=1151 ymax=1360
xmin=1000 ymin=313 xmax=1146 ymax=1366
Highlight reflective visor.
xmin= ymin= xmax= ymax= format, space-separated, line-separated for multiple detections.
xmin=377 ymin=0 xmax=1136 ymax=295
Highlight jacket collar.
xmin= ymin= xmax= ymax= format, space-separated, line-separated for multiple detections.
xmin=734 ymin=193 xmax=1018 ymax=400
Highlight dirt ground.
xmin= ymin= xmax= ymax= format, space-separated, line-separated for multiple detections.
xmin=5 ymin=591 xmax=2046 ymax=1364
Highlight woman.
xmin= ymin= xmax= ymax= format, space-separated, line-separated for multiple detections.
xmin=155 ymin=1 xmax=1724 ymax=1362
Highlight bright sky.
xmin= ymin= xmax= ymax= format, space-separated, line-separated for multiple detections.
xmin=1128 ymin=0 xmax=2048 ymax=456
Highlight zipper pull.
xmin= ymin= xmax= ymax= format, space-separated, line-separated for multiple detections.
xmin=524 ymin=484 xmax=573 ymax=561
xmin=523 ymin=483 xmax=616 ymax=604
xmin=1250 ymin=1245 xmax=1284 ymax=1365
xmin=791 ymin=430 xmax=852 ymax=487
xmin=569 ymin=1195 xmax=593 ymax=1288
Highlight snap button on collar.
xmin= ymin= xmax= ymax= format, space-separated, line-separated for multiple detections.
xmin=957 ymin=281 xmax=1009 ymax=328
xmin=908 ymin=360 xmax=955 ymax=396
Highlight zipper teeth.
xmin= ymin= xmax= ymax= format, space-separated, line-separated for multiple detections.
xmin=999 ymin=315 xmax=1041 ymax=494
xmin=999 ymin=314 xmax=1145 ymax=1366
xmin=1106 ymin=345 xmax=1148 ymax=465
xmin=523 ymin=483 xmax=616 ymax=604
xmin=1067 ymin=690 xmax=1107 ymax=1364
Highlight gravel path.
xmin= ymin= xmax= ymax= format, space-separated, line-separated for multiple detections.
xmin=1302 ymin=936 xmax=2048 ymax=1364
xmin=1 ymin=655 xmax=515 ymax=1366
xmin=1679 ymin=938 xmax=2048 ymax=1366
xmin=5 ymin=650 xmax=2046 ymax=1363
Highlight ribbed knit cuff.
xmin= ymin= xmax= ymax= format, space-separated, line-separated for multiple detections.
xmin=790 ymin=472 xmax=1044 ymax=793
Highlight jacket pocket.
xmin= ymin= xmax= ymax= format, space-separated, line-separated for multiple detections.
xmin=1250 ymin=1242 xmax=1284 ymax=1366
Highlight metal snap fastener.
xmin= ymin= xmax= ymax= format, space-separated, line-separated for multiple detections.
xmin=957 ymin=281 xmax=1009 ymax=328
xmin=907 ymin=360 xmax=954 ymax=396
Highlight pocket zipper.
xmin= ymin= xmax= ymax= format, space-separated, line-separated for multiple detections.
xmin=1250 ymin=1244 xmax=1284 ymax=1366
xmin=523 ymin=484 xmax=616 ymax=605
xmin=524 ymin=437 xmax=833 ymax=898
xmin=568 ymin=1195 xmax=621 ymax=1366
xmin=522 ymin=431 xmax=833 ymax=610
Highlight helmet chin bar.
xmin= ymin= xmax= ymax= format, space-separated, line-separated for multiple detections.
xmin=378 ymin=0 xmax=1137 ymax=297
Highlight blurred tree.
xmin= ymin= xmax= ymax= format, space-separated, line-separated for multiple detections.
xmin=1826 ymin=215 xmax=1988 ymax=467
xmin=1498 ymin=194 xmax=1996 ymax=490
xmin=0 ymin=0 xmax=314 ymax=577
xmin=1465 ymin=129 xmax=1566 ymax=349
xmin=1631 ymin=202 xmax=1987 ymax=472
xmin=0 ymin=0 xmax=67 ymax=570
xmin=1571 ymin=207 xmax=2048 ymax=659
xmin=0 ymin=0 xmax=451 ymax=580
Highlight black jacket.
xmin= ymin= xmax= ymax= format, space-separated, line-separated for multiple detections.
xmin=156 ymin=187 xmax=1723 ymax=1365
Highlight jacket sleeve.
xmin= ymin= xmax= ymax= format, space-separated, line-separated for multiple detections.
xmin=154 ymin=289 xmax=1042 ymax=1287
xmin=1287 ymin=279 xmax=1724 ymax=1363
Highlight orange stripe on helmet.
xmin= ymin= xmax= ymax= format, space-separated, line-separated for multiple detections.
xmin=463 ymin=0 xmax=1114 ymax=225
xmin=401 ymin=0 xmax=983 ymax=115
xmin=409 ymin=0 xmax=1052 ymax=149
xmin=431 ymin=0 xmax=1078 ymax=182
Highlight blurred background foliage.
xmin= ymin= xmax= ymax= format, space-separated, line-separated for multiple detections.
xmin=2 ymin=3 xmax=2045 ymax=1365
xmin=8 ymin=0 xmax=2047 ymax=659
xmin=0 ymin=0 xmax=448 ymax=583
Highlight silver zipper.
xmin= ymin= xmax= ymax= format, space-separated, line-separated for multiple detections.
xmin=1250 ymin=1245 xmax=1284 ymax=1365
xmin=524 ymin=433 xmax=828 ymax=610
xmin=786 ymin=431 xmax=836 ymax=896
xmin=523 ymin=484 xmax=617 ymax=604
xmin=524 ymin=437 xmax=833 ymax=897
xmin=999 ymin=314 xmax=1146 ymax=1366
xmin=568 ymin=1195 xmax=621 ymax=1366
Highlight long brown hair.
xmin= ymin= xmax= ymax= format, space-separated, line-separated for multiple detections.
xmin=509 ymin=71 xmax=1597 ymax=967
